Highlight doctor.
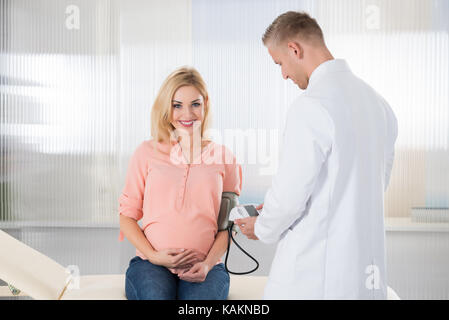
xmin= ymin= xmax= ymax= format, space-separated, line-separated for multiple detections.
xmin=235 ymin=11 xmax=398 ymax=299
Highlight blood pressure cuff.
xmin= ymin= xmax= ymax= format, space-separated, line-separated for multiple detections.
xmin=218 ymin=192 xmax=239 ymax=233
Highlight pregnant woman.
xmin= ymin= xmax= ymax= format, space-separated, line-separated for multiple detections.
xmin=118 ymin=67 xmax=243 ymax=300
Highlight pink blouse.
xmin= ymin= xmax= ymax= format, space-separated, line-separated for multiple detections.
xmin=118 ymin=139 xmax=243 ymax=265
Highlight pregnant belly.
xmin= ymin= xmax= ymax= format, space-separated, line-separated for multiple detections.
xmin=143 ymin=221 xmax=216 ymax=257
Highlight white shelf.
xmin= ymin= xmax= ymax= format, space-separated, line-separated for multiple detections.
xmin=385 ymin=217 xmax=449 ymax=232
xmin=0 ymin=220 xmax=118 ymax=229
xmin=1 ymin=218 xmax=448 ymax=232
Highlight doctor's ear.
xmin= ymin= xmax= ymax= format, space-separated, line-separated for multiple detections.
xmin=287 ymin=41 xmax=303 ymax=59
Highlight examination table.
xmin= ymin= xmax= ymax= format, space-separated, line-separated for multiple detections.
xmin=0 ymin=229 xmax=400 ymax=300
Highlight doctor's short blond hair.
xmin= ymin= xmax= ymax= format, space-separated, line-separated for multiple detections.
xmin=150 ymin=66 xmax=212 ymax=147
xmin=262 ymin=11 xmax=325 ymax=47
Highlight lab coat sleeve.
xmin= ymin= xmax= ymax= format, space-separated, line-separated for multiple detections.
xmin=254 ymin=97 xmax=334 ymax=244
xmin=118 ymin=141 xmax=149 ymax=241
xmin=382 ymin=101 xmax=398 ymax=192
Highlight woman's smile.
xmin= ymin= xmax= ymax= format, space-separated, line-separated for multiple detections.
xmin=178 ymin=120 xmax=196 ymax=127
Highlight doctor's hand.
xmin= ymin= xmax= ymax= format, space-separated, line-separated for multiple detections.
xmin=177 ymin=261 xmax=210 ymax=283
xmin=234 ymin=216 xmax=259 ymax=240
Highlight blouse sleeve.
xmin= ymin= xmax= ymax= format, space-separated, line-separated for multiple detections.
xmin=118 ymin=141 xmax=149 ymax=241
xmin=222 ymin=148 xmax=243 ymax=196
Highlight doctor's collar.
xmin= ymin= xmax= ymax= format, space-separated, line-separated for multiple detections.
xmin=307 ymin=59 xmax=350 ymax=89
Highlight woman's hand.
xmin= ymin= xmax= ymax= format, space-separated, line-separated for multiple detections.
xmin=167 ymin=250 xmax=207 ymax=275
xmin=150 ymin=248 xmax=200 ymax=269
xmin=177 ymin=261 xmax=211 ymax=283
xmin=256 ymin=203 xmax=264 ymax=211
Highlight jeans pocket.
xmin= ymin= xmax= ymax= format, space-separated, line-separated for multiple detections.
xmin=217 ymin=263 xmax=230 ymax=278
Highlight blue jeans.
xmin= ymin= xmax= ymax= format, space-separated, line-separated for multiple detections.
xmin=125 ymin=256 xmax=230 ymax=300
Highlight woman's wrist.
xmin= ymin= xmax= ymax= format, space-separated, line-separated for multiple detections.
xmin=204 ymin=230 xmax=228 ymax=269
xmin=204 ymin=255 xmax=219 ymax=270
xmin=144 ymin=248 xmax=158 ymax=264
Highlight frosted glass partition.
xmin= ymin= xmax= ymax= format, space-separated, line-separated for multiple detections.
xmin=1 ymin=0 xmax=121 ymax=225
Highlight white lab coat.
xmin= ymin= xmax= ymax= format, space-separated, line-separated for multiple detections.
xmin=254 ymin=59 xmax=398 ymax=299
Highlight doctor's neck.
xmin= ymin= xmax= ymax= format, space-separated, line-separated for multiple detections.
xmin=305 ymin=45 xmax=334 ymax=80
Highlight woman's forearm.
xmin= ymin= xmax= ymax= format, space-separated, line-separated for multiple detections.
xmin=119 ymin=215 xmax=156 ymax=261
xmin=204 ymin=230 xmax=233 ymax=269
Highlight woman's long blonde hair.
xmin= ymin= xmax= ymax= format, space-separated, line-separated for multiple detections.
xmin=150 ymin=66 xmax=212 ymax=150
